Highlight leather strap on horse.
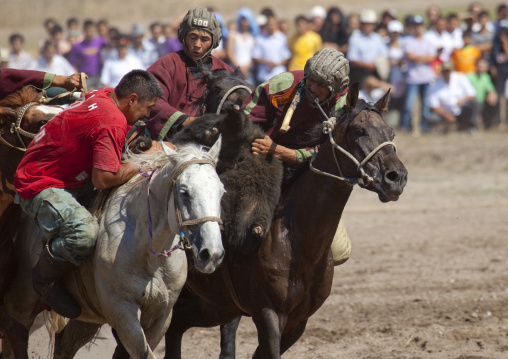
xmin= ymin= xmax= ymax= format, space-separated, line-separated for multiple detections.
xmin=220 ymin=264 xmax=250 ymax=316
xmin=170 ymin=159 xmax=224 ymax=231
xmin=38 ymin=72 xmax=88 ymax=104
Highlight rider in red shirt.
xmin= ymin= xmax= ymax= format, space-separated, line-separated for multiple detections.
xmin=146 ymin=7 xmax=233 ymax=140
xmin=14 ymin=70 xmax=162 ymax=319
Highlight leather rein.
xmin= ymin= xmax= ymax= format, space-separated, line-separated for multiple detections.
xmin=141 ymin=158 xmax=223 ymax=258
xmin=309 ymin=98 xmax=396 ymax=188
xmin=215 ymin=85 xmax=252 ymax=114
xmin=0 ymin=102 xmax=40 ymax=152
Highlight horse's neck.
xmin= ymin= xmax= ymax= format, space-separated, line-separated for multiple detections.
xmin=286 ymin=141 xmax=353 ymax=254
xmin=122 ymin=166 xmax=179 ymax=261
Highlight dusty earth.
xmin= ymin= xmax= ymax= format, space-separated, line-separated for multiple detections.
xmin=8 ymin=128 xmax=507 ymax=359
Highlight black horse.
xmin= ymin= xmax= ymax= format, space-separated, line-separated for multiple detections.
xmin=113 ymin=69 xmax=281 ymax=359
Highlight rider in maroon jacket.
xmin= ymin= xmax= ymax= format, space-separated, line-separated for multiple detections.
xmin=146 ymin=7 xmax=233 ymax=140
xmin=0 ymin=68 xmax=85 ymax=100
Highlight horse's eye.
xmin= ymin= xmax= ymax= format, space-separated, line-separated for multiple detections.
xmin=355 ymin=128 xmax=367 ymax=137
xmin=179 ymin=186 xmax=190 ymax=196
xmin=37 ymin=120 xmax=48 ymax=128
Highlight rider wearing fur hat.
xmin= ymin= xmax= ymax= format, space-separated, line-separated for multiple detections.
xmin=146 ymin=7 xmax=233 ymax=141
xmin=243 ymin=48 xmax=351 ymax=266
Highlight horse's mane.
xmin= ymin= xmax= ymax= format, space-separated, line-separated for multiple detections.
xmin=120 ymin=142 xmax=216 ymax=191
xmin=0 ymin=86 xmax=39 ymax=108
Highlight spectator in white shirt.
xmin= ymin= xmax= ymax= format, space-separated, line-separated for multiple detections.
xmin=101 ymin=35 xmax=143 ymax=88
xmin=32 ymin=40 xmax=75 ymax=76
xmin=428 ymin=61 xmax=480 ymax=132
xmin=8 ymin=33 xmax=34 ymax=70
xmin=130 ymin=24 xmax=159 ymax=69
xmin=424 ymin=16 xmax=455 ymax=62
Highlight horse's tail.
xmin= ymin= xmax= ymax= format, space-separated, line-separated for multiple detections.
xmin=43 ymin=311 xmax=69 ymax=358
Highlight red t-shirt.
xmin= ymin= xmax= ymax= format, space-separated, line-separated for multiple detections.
xmin=14 ymin=88 xmax=129 ymax=199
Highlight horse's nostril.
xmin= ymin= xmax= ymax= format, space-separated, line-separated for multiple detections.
xmin=385 ymin=170 xmax=400 ymax=183
xmin=199 ymin=248 xmax=211 ymax=262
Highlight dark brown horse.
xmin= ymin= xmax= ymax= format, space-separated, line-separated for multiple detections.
xmin=0 ymin=87 xmax=64 ymax=359
xmin=162 ymin=83 xmax=408 ymax=359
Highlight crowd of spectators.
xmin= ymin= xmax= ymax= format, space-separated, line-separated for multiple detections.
xmin=1 ymin=2 xmax=508 ymax=134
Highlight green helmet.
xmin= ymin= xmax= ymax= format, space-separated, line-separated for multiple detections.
xmin=304 ymin=48 xmax=350 ymax=97
xmin=177 ymin=8 xmax=222 ymax=60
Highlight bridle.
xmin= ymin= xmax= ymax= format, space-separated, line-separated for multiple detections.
xmin=215 ymin=85 xmax=252 ymax=114
xmin=309 ymin=99 xmax=396 ymax=188
xmin=0 ymin=102 xmax=39 ymax=152
xmin=141 ymin=158 xmax=223 ymax=258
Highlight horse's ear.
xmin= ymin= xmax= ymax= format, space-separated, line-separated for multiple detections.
xmin=346 ymin=82 xmax=359 ymax=111
xmin=0 ymin=107 xmax=17 ymax=127
xmin=233 ymin=67 xmax=245 ymax=79
xmin=160 ymin=141 xmax=177 ymax=156
xmin=374 ymin=88 xmax=391 ymax=113
xmin=208 ymin=134 xmax=222 ymax=162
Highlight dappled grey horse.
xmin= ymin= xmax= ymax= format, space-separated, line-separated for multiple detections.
xmin=3 ymin=139 xmax=225 ymax=359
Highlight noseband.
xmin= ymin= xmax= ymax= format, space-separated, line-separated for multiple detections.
xmin=141 ymin=158 xmax=223 ymax=258
xmin=215 ymin=85 xmax=252 ymax=114
xmin=0 ymin=102 xmax=39 ymax=151
xmin=309 ymin=101 xmax=396 ymax=187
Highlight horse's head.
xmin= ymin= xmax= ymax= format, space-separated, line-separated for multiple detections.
xmin=329 ymin=83 xmax=407 ymax=202
xmin=165 ymin=138 xmax=225 ymax=273
xmin=198 ymin=68 xmax=254 ymax=115
xmin=0 ymin=87 xmax=62 ymax=152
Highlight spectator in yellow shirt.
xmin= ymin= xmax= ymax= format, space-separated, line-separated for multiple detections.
xmin=451 ymin=30 xmax=481 ymax=74
xmin=288 ymin=15 xmax=323 ymax=71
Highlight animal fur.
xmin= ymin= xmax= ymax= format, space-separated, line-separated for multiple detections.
xmin=171 ymin=109 xmax=283 ymax=260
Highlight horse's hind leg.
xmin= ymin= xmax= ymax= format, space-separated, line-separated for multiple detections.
xmin=0 ymin=304 xmax=29 ymax=359
xmin=54 ymin=320 xmax=101 ymax=359
xmin=219 ymin=317 xmax=241 ymax=359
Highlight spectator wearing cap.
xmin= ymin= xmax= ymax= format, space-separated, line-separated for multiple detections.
xmin=400 ymin=15 xmax=437 ymax=133
xmin=376 ymin=9 xmax=397 ymax=43
xmin=320 ymin=7 xmax=349 ymax=54
xmin=310 ymin=5 xmax=327 ymax=33
xmin=288 ymin=15 xmax=323 ymax=71
xmin=347 ymin=9 xmax=389 ymax=84
xmin=428 ymin=61 xmax=479 ymax=133
xmin=145 ymin=7 xmax=233 ymax=140
xmin=423 ymin=16 xmax=456 ymax=62
xmin=68 ymin=20 xmax=107 ymax=90
xmin=130 ymin=23 xmax=159 ymax=69
xmin=252 ymin=12 xmax=291 ymax=85
xmin=100 ymin=35 xmax=143 ymax=88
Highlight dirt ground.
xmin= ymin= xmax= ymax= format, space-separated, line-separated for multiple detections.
xmin=13 ymin=128 xmax=507 ymax=359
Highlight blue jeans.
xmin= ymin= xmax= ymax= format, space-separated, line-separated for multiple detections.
xmin=401 ymin=83 xmax=431 ymax=132
xmin=16 ymin=187 xmax=99 ymax=265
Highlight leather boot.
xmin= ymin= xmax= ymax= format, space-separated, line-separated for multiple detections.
xmin=32 ymin=244 xmax=81 ymax=318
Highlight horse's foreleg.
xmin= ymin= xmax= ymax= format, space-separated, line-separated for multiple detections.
xmin=54 ymin=320 xmax=101 ymax=359
xmin=219 ymin=317 xmax=241 ymax=359
xmin=109 ymin=306 xmax=155 ymax=359
xmin=251 ymin=308 xmax=282 ymax=359
xmin=280 ymin=320 xmax=307 ymax=355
